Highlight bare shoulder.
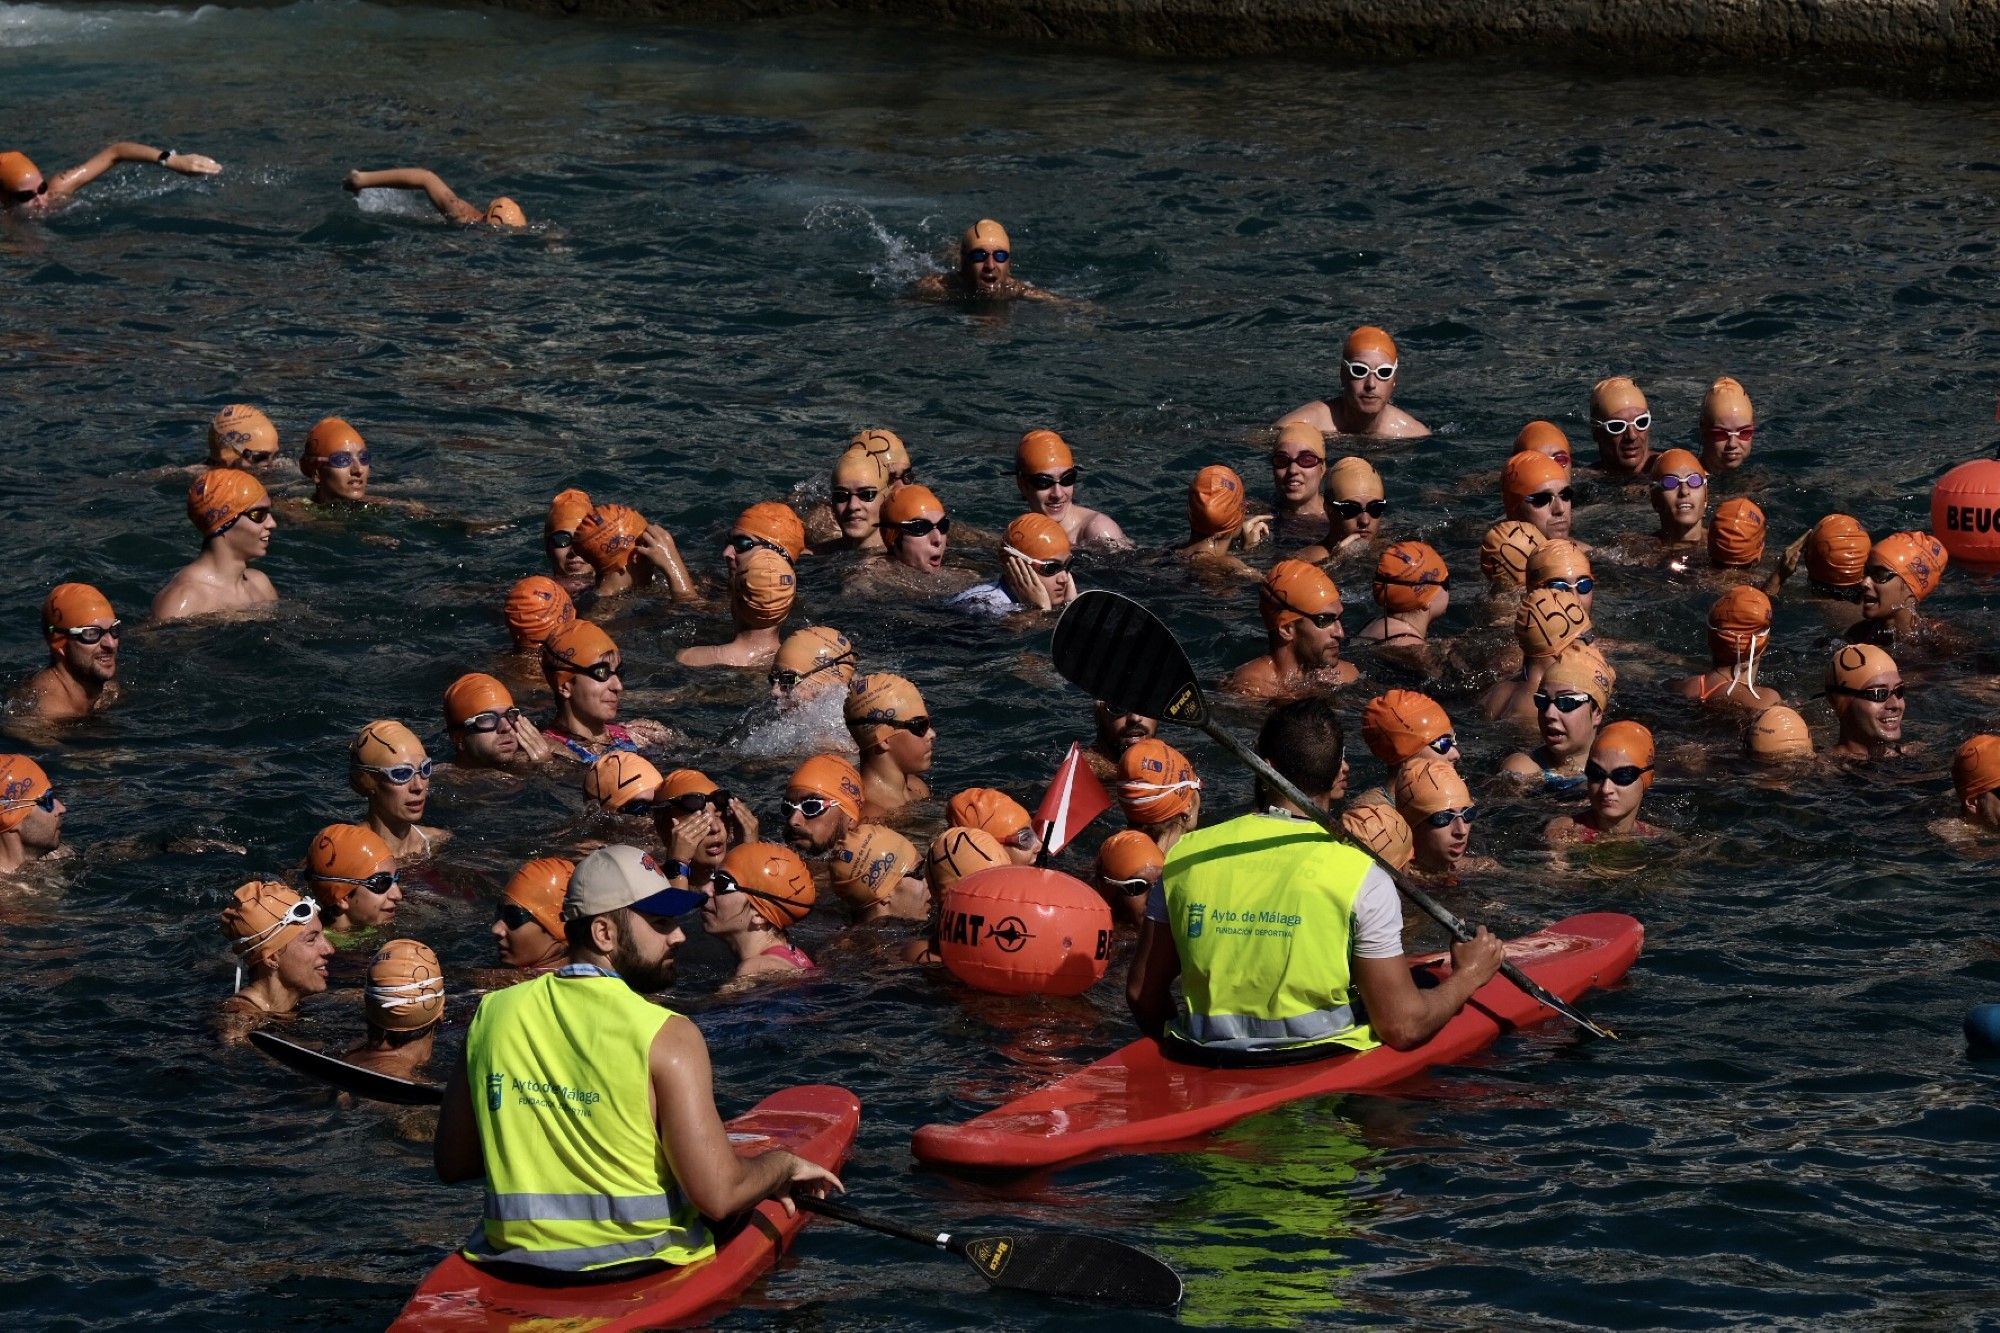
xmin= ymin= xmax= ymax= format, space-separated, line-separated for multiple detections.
xmin=1275 ymin=401 xmax=1334 ymax=432
xmin=1219 ymin=657 xmax=1279 ymax=698
xmin=1380 ymin=407 xmax=1430 ymax=438
xmin=246 ymin=570 xmax=279 ymax=601
xmin=1078 ymin=510 xmax=1129 ymax=548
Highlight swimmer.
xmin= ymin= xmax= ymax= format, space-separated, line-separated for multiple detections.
xmin=1276 ymin=326 xmax=1431 ymax=438
xmin=540 ymin=621 xmax=676 ymax=761
xmin=844 ymin=674 xmax=933 ymax=816
xmin=905 ymin=826 xmax=1012 ymax=963
xmin=724 ymin=503 xmax=809 ymax=575
xmin=1512 ymin=421 xmax=1574 ymax=477
xmin=1356 ymin=541 xmax=1451 ymax=657
xmin=304 ymin=823 xmax=404 ymax=946
xmin=1499 ymin=649 xmax=1610 ymax=793
xmin=1016 ymin=430 xmax=1128 ymax=548
xmin=1589 ymin=376 xmax=1655 ymax=478
xmin=1479 ymin=520 xmax=1545 ymax=595
xmin=914 ymin=219 xmax=1060 ymax=303
xmin=1296 ymin=457 xmax=1387 ymax=563
xmin=573 ymin=503 xmax=697 ymax=599
xmin=205 ymin=405 xmax=281 ymax=471
xmin=677 ymin=548 xmax=795 ymax=669
xmin=850 ymin=428 xmax=915 ymax=488
xmin=869 ymin=485 xmax=972 ymax=588
xmin=543 ymin=488 xmax=596 ymax=591
xmin=1094 ymin=829 xmax=1162 ymax=929
xmin=348 ymin=721 xmax=448 ymax=861
xmin=1673 ymin=586 xmax=1783 ymax=711
xmin=1180 ymin=466 xmax=1270 ymax=568
xmin=443 ymin=673 xmax=550 ymax=770
xmin=585 ymin=752 xmax=665 ymax=820
xmin=1950 ymin=736 xmax=2000 ymax=831
xmin=653 ymin=769 xmax=755 ymax=891
xmin=1392 ymin=757 xmax=1488 ymax=881
xmin=1341 ymin=803 xmax=1415 ymax=874
xmin=0 ymin=755 xmax=64 ymax=877
xmin=1545 ymin=721 xmax=1664 ymax=844
xmin=1502 ymin=452 xmax=1574 ymax=542
xmin=1220 ymin=560 xmax=1359 ymax=698
xmin=816 ymin=447 xmax=890 ymax=554
xmin=1825 ymin=644 xmax=1910 ymax=762
xmin=946 ymin=787 xmax=1043 ymax=866
xmin=1268 ymin=423 xmax=1329 ymax=537
xmin=1481 ymin=587 xmax=1598 ymax=723
xmin=1526 ymin=538 xmax=1596 ymax=627
xmin=1766 ymin=513 xmax=1871 ymax=602
xmin=217 ymin=881 xmax=331 ymax=1042
xmin=1359 ymin=691 xmax=1462 ymax=798
xmin=1649 ymin=449 xmax=1710 ymax=547
xmin=1 ymin=143 xmax=220 ymax=214
xmin=829 ymin=824 xmax=929 ymax=923
xmin=1849 ymin=531 xmax=1951 ymax=650
xmin=781 ymin=755 xmax=865 ymax=856
xmin=1117 ymin=739 xmax=1203 ymax=854
xmin=491 ymin=857 xmax=574 ymax=974
xmin=503 ymin=575 xmax=577 ymax=652
xmin=341 ymin=167 xmax=525 ymax=227
xmin=947 ymin=513 xmax=1078 ymax=617
xmin=1746 ymin=704 xmax=1815 ymax=764
xmin=298 ymin=418 xmax=379 ymax=507
xmin=1089 ymin=701 xmax=1160 ymax=780
xmin=701 ymin=843 xmax=817 ymax=982
xmin=1709 ymin=497 xmax=1768 ymax=570
xmin=342 ymin=939 xmax=446 ymax=1080
xmin=770 ymin=627 xmax=857 ymax=710
xmin=152 ymin=469 xmax=278 ymax=623
xmin=1699 ymin=377 xmax=1756 ymax=473
xmin=19 ymin=584 xmax=121 ymax=723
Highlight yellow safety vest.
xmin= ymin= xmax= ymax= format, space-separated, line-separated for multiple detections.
xmin=1161 ymin=812 xmax=1380 ymax=1054
xmin=463 ymin=971 xmax=715 ymax=1272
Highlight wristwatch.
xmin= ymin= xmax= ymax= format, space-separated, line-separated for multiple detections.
xmin=666 ymin=860 xmax=693 ymax=881
xmin=157 ymin=148 xmax=175 ymax=165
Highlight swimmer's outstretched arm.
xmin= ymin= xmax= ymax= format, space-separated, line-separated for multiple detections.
xmin=343 ymin=168 xmax=483 ymax=225
xmin=48 ymin=142 xmax=221 ymax=202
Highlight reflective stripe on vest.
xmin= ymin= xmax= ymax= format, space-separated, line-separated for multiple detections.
xmin=1182 ymin=1005 xmax=1356 ymax=1047
xmin=463 ymin=1228 xmax=677 ymax=1271
xmin=485 ymin=1190 xmax=694 ymax=1223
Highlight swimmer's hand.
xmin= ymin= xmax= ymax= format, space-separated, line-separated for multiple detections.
xmin=1005 ymin=553 xmax=1054 ymax=612
xmin=166 ymin=152 xmax=221 ymax=177
xmin=727 ymin=796 xmax=760 ymax=844
xmin=769 ymin=1155 xmax=844 ymax=1217
xmin=1449 ymin=926 xmax=1506 ymax=990
xmin=510 ymin=713 xmax=552 ymax=765
xmin=343 ymin=170 xmax=365 ymax=193
xmin=670 ymin=808 xmax=722 ymax=865
xmin=1241 ymin=514 xmax=1273 ymax=549
xmin=638 ymin=524 xmax=699 ymax=600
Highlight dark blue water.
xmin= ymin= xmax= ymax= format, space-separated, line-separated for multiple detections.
xmin=4 ymin=3 xmax=1999 ymax=1328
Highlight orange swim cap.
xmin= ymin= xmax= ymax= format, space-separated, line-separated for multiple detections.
xmin=504 ymin=575 xmax=577 ymax=650
xmin=829 ymin=824 xmax=922 ymax=909
xmin=1871 ymin=531 xmax=1949 ymax=602
xmin=1361 ymin=690 xmax=1454 ymax=766
xmin=1096 ymin=829 xmax=1164 ymax=887
xmin=1806 ymin=515 xmax=1871 ymax=588
xmin=844 ymin=673 xmax=926 ymax=747
xmin=833 ymin=444 xmax=889 ymax=492
xmin=585 ymin=752 xmax=663 ymax=812
xmin=1526 ymin=537 xmax=1591 ymax=588
xmin=208 ymin=404 xmax=278 ymax=465
xmin=947 ymin=788 xmax=1033 ymax=845
xmin=1512 ymin=421 xmax=1571 ymax=462
xmin=1516 ymin=586 xmax=1591 ymax=659
xmin=352 ymin=720 xmax=425 ymax=773
xmin=1700 ymin=376 xmax=1754 ymax=428
xmin=720 ymin=842 xmax=817 ymax=928
xmin=1747 ymin=705 xmax=1814 ymax=762
xmin=1594 ymin=720 xmax=1656 ymax=790
xmin=42 ymin=583 xmax=114 ymax=647
xmin=1709 ymin=497 xmax=1768 ymax=567
xmin=300 ymin=417 xmax=365 ymax=477
xmin=1392 ymin=757 xmax=1472 ymax=818
xmin=187 ymin=468 xmax=271 ymax=538
xmin=1005 ymin=513 xmax=1071 ymax=563
xmin=733 ymin=547 xmax=796 ymax=630
xmin=0 ymin=151 xmax=44 ymax=194
xmin=1118 ymin=739 xmax=1201 ymax=826
xmin=1591 ymin=376 xmax=1649 ymax=419
xmin=1652 ymin=448 xmax=1706 ymax=481
xmin=734 ymin=502 xmax=807 ymax=564
xmin=882 ymin=485 xmax=945 ymax=531
xmin=306 ymin=823 xmax=395 ymax=910
xmin=546 ymin=488 xmax=593 ymax=535
xmin=444 ymin=672 xmax=514 ymax=728
xmin=927 ymin=826 xmax=1008 ymax=894
xmin=1373 ymin=540 xmax=1449 ymax=614
xmin=1341 ymin=803 xmax=1413 ymax=871
xmin=1826 ymin=643 xmax=1898 ymax=694
xmin=219 ymin=880 xmax=314 ymax=966
xmin=542 ymin=620 xmax=618 ymax=687
xmin=503 ymin=856 xmax=575 ymax=939
xmin=1260 ymin=559 xmax=1341 ymax=636
xmin=1017 ymin=429 xmax=1075 ymax=475
xmin=1342 ymin=325 xmax=1397 ymax=362
xmin=774 ymin=626 xmax=855 ymax=683
xmin=484 ymin=197 xmax=527 ymax=227
xmin=0 ymin=755 xmax=52 ymax=833
xmin=1503 ymin=452 xmax=1567 ymax=517
xmin=1952 ymin=734 xmax=2000 ymax=802
xmin=1707 ymin=586 xmax=1773 ymax=658
xmin=788 ymin=754 xmax=865 ymax=824
xmin=1273 ymin=422 xmax=1327 ymax=462
xmin=850 ymin=428 xmax=911 ymax=479
xmin=1188 ymin=466 xmax=1246 ymax=537
xmin=1541 ymin=644 xmax=1614 ymax=712
xmin=661 ymin=768 xmax=719 ymax=801
xmin=365 ymin=939 xmax=445 ymax=1032
xmin=572 ymin=504 xmax=648 ymax=573
xmin=1479 ymin=520 xmax=1544 ymax=589
xmin=1327 ymin=456 xmax=1384 ymax=502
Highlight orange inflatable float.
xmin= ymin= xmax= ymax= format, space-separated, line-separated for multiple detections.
xmin=939 ymin=866 xmax=1112 ymax=997
xmin=1931 ymin=457 xmax=2000 ymax=574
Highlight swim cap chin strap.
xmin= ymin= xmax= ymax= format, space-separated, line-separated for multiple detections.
xmin=1715 ymin=622 xmax=1769 ymax=698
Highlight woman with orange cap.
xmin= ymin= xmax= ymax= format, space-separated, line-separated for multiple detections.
xmin=1276 ymin=325 xmax=1430 ymax=439
xmin=342 ymin=167 xmax=526 ymax=227
xmin=349 ymin=720 xmax=449 ymax=861
xmin=1356 ymin=540 xmax=1451 ymax=654
xmin=947 ymin=787 xmax=1042 ymax=866
xmin=844 ymin=673 xmax=934 ymax=816
xmin=2 ymin=142 xmax=220 ymax=215
xmin=1220 ymin=560 xmax=1358 ymax=698
xmin=539 ymin=620 xmax=676 ymax=763
xmin=1699 ymin=377 xmax=1756 ymax=473
xmin=1589 ymin=376 xmax=1655 ymax=478
xmin=205 ymin=404 xmax=281 ymax=470
xmin=21 ymin=583 xmax=121 ymax=723
xmin=0 ymin=755 xmax=65 ymax=877
xmin=1117 ymin=739 xmax=1203 ymax=854
xmin=503 ymin=575 xmax=577 ymax=653
xmin=217 ymin=880 xmax=333 ymax=1042
xmin=1500 ymin=647 xmax=1610 ymax=794
xmin=814 ymin=446 xmax=891 ymax=554
xmin=298 ymin=417 xmax=377 ymax=507
xmin=830 ymin=824 xmax=930 ymax=924
xmin=490 ymin=856 xmax=575 ymax=976
xmin=677 ymin=546 xmax=796 ymax=669
xmin=1649 ymin=448 xmax=1710 ymax=548
xmin=1526 ymin=538 xmax=1596 ymax=616
xmin=1950 ymin=735 xmax=2000 ymax=831
xmin=1268 ymin=422 xmax=1329 ymax=538
xmin=1502 ymin=451 xmax=1574 ymax=543
xmin=1709 ymin=497 xmax=1768 ymax=570
xmin=1849 ymin=531 xmax=1952 ymax=650
xmin=573 ymin=502 xmax=697 ymax=599
xmin=1016 ymin=429 xmax=1129 ymax=548
xmin=152 ymin=469 xmax=279 ymax=623
xmin=781 ymin=754 xmax=865 ymax=856
xmin=1179 ymin=465 xmax=1270 ymax=567
xmin=949 ymin=513 xmax=1079 ymax=617
xmin=653 ymin=768 xmax=755 ymax=891
xmin=1481 ymin=587 xmax=1597 ymax=723
xmin=304 ymin=822 xmax=404 ymax=948
xmin=1545 ymin=721 xmax=1664 ymax=844
xmin=1094 ymin=829 xmax=1163 ymax=928
xmin=1393 ymin=757 xmax=1487 ymax=880
xmin=1673 ymin=586 xmax=1783 ymax=711
xmin=544 ymin=488 xmax=597 ymax=590
xmin=444 ymin=672 xmax=550 ymax=770
xmin=702 ymin=842 xmax=818 ymax=982
xmin=342 ymin=939 xmax=448 ymax=1080
xmin=1825 ymin=644 xmax=1909 ymax=762
xmin=1297 ymin=457 xmax=1387 ymax=562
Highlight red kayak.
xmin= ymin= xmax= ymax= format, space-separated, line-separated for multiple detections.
xmin=912 ymin=912 xmax=1641 ymax=1172
xmin=391 ymin=1084 xmax=859 ymax=1332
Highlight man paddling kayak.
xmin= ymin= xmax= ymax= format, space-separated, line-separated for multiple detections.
xmin=1126 ymin=696 xmax=1504 ymax=1059
xmin=433 ymin=845 xmax=841 ymax=1279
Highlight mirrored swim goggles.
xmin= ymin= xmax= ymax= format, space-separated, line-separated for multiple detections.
xmin=1331 ymin=498 xmax=1388 ymax=521
xmin=1828 ymin=682 xmax=1906 ymax=704
xmin=770 ymin=650 xmax=855 ymax=692
xmin=497 ymin=900 xmax=540 ymax=930
xmin=966 ymin=248 xmax=1010 ymax=264
xmin=1592 ymin=412 xmax=1652 ymax=436
xmin=1533 ymin=691 xmax=1595 ymax=714
xmin=1525 ymin=487 xmax=1575 ymax=509
xmin=1343 ymin=360 xmax=1397 ymax=382
xmin=317 ymin=449 xmax=370 ymax=469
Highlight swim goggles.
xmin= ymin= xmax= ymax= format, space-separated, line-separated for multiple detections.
xmin=1863 ymin=565 xmax=1902 ymax=586
xmin=1656 ymin=472 xmax=1706 ymax=492
xmin=770 ymin=651 xmax=855 ymax=692
xmin=667 ymin=789 xmax=730 ymax=815
xmin=1271 ymin=450 xmax=1323 ymax=470
xmin=1427 ymin=733 xmax=1458 ymax=756
xmin=315 ymin=869 xmax=400 ymax=896
xmin=829 ymin=486 xmax=880 ymax=505
xmin=58 ymin=621 xmax=123 ymax=645
xmin=1378 ymin=573 xmax=1450 ymax=592
xmin=1022 ymin=469 xmax=1078 ymax=491
xmin=359 ymin=759 xmax=434 ymax=785
xmin=543 ymin=645 xmax=621 ymax=682
xmin=235 ymin=449 xmax=277 ymax=466
xmin=215 ymin=505 xmax=273 ymax=534
xmin=1423 ymin=806 xmax=1478 ymax=828
xmin=229 ymin=896 xmax=317 ymax=958
xmin=548 ymin=530 xmax=576 ymax=549
xmin=366 ymin=973 xmax=443 ymax=1013
xmin=1540 ymin=576 xmax=1594 ymax=595
xmin=1829 ymin=683 xmax=1906 ymax=704
xmin=1101 ymin=873 xmax=1155 ymax=896
xmin=1121 ymin=777 xmax=1201 ymax=812
xmin=1533 ymin=691 xmax=1594 ymax=714
xmin=873 ymin=715 xmax=934 ymax=737
xmin=1331 ymin=499 xmax=1388 ymax=520
xmin=0 ymin=789 xmax=59 ymax=816
xmin=966 ymin=248 xmax=1009 ymax=264
xmin=726 ymin=532 xmax=795 ymax=563
xmin=4 ymin=180 xmax=50 ymax=205
xmin=497 ymin=901 xmax=539 ymax=930
xmin=1343 ymin=361 xmax=1396 ymax=382
xmin=780 ymin=795 xmax=835 ymax=820
xmin=888 ymin=516 xmax=951 ymax=538
xmin=1004 ymin=545 xmax=1072 ymax=577
xmin=319 ymin=449 xmax=370 ymax=469
xmin=1536 ymin=449 xmax=1573 ymax=468
xmin=1592 ymin=413 xmax=1652 ymax=435
xmin=1703 ymin=424 xmax=1755 ymax=446
xmin=459 ymin=707 xmax=524 ymax=734
xmin=1585 ymin=762 xmax=1652 ymax=786
xmin=1524 ymin=487 xmax=1574 ymax=509
xmin=1262 ymin=587 xmax=1343 ymax=629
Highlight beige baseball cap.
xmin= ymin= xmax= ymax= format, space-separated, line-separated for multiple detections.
xmin=563 ymin=844 xmax=704 ymax=920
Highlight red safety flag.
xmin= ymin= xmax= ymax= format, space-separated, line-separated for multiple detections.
xmin=1034 ymin=742 xmax=1114 ymax=859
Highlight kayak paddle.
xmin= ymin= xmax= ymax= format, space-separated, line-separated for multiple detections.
xmin=798 ymin=1195 xmax=1183 ymax=1309
xmin=1049 ymin=588 xmax=1620 ymax=1041
xmin=250 ymin=1029 xmax=446 ymax=1105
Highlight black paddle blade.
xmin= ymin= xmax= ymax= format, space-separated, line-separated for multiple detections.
xmin=1051 ymin=591 xmax=1208 ymax=727
xmin=958 ymin=1229 xmax=1184 ymax=1310
xmin=249 ymin=1029 xmax=445 ymax=1106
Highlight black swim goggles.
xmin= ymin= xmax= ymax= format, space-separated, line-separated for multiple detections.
xmin=543 ymin=644 xmax=621 ymax=683
xmin=1829 ymin=683 xmax=1906 ymax=704
xmin=59 ymin=621 xmax=123 ymax=645
xmin=874 ymin=715 xmax=934 ymax=737
xmin=725 ymin=532 xmax=795 ymax=564
xmin=1331 ymin=499 xmax=1388 ymax=521
xmin=1585 ymin=762 xmax=1652 ymax=787
xmin=1533 ymin=691 xmax=1594 ymax=714
xmin=887 ymin=516 xmax=950 ymax=539
xmin=4 ymin=180 xmax=49 ymax=206
xmin=829 ymin=486 xmax=880 ymax=505
xmin=1525 ymin=488 xmax=1574 ymax=509
xmin=667 ymin=789 xmax=730 ymax=816
xmin=216 ymin=505 xmax=273 ymax=534
xmin=497 ymin=901 xmax=539 ymax=930
xmin=770 ymin=651 xmax=855 ymax=693
xmin=316 ymin=869 xmax=400 ymax=896
xmin=1021 ymin=469 xmax=1078 ymax=491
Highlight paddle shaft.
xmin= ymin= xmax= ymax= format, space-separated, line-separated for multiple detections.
xmin=1199 ymin=719 xmax=1620 ymax=1041
xmin=798 ymin=1195 xmax=961 ymax=1251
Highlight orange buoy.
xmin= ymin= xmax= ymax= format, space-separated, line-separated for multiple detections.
xmin=939 ymin=866 xmax=1112 ymax=997
xmin=1932 ymin=457 xmax=2000 ymax=574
